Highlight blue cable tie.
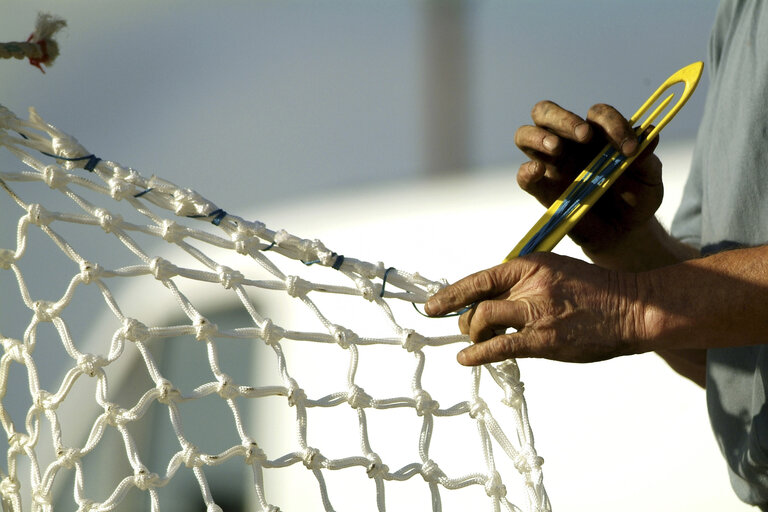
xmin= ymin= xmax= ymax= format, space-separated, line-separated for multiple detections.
xmin=39 ymin=151 xmax=101 ymax=172
xmin=209 ymin=209 xmax=227 ymax=226
xmin=331 ymin=254 xmax=345 ymax=270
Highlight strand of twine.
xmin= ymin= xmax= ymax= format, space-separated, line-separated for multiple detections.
xmin=0 ymin=13 xmax=66 ymax=73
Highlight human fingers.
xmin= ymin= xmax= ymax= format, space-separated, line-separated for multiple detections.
xmin=462 ymin=299 xmax=529 ymax=343
xmin=457 ymin=332 xmax=522 ymax=366
xmin=586 ymin=103 xmax=637 ymax=156
xmin=425 ymin=262 xmax=529 ymax=317
xmin=517 ymin=160 xmax=564 ymax=207
xmin=529 ymin=100 xmax=593 ymax=143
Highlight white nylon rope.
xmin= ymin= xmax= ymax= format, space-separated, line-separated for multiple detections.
xmin=0 ymin=105 xmax=550 ymax=512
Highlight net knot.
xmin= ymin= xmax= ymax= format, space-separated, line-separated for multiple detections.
xmin=469 ymin=398 xmax=488 ymax=419
xmin=133 ymin=468 xmax=161 ymax=491
xmin=103 ymin=402 xmax=128 ymax=427
xmin=75 ymin=500 xmax=97 ymax=512
xmin=160 ymin=219 xmax=185 ymax=244
xmin=502 ymin=382 xmax=525 ymax=409
xmin=78 ymin=261 xmax=102 ymax=284
xmin=94 ymin=208 xmax=123 ymax=233
xmin=56 ymin=447 xmax=81 ymax=469
xmin=26 ymin=204 xmax=53 ymax=226
xmin=513 ymin=446 xmax=544 ymax=474
xmin=495 ymin=360 xmax=525 ymax=408
xmin=287 ymin=379 xmax=305 ymax=407
xmin=331 ymin=325 xmax=358 ymax=349
xmin=284 ymin=275 xmax=310 ymax=298
xmin=2 ymin=338 xmax=27 ymax=363
xmin=50 ymin=132 xmax=88 ymax=170
xmin=497 ymin=359 xmax=521 ymax=382
xmin=354 ymin=277 xmax=377 ymax=301
xmin=366 ymin=454 xmax=389 ymax=479
xmin=32 ymin=487 xmax=52 ymax=506
xmin=232 ymin=235 xmax=261 ymax=256
xmin=182 ymin=444 xmax=205 ymax=468
xmin=216 ymin=265 xmax=244 ymax=289
xmin=242 ymin=439 xmax=267 ymax=465
xmin=260 ymin=319 xmax=284 ymax=346
xmin=32 ymin=300 xmax=60 ymax=322
xmin=150 ymin=257 xmax=178 ymax=281
xmin=426 ymin=279 xmax=446 ymax=296
xmin=77 ymin=353 xmax=107 ymax=377
xmin=302 ymin=447 xmax=323 ymax=470
xmin=484 ymin=471 xmax=507 ymax=499
xmin=413 ymin=390 xmax=439 ymax=416
xmin=216 ymin=374 xmax=239 ymax=399
xmin=156 ymin=379 xmax=181 ymax=404
xmin=33 ymin=390 xmax=56 ymax=411
xmin=193 ymin=316 xmax=218 ymax=341
xmin=0 ymin=248 xmax=16 ymax=269
xmin=172 ymin=188 xmax=209 ymax=217
xmin=0 ymin=477 xmax=20 ymax=499
xmin=8 ymin=433 xmax=31 ymax=454
xmin=43 ymin=165 xmax=67 ymax=190
xmin=232 ymin=222 xmax=268 ymax=254
xmin=347 ymin=385 xmax=371 ymax=409
xmin=120 ymin=318 xmax=151 ymax=343
xmin=108 ymin=176 xmax=136 ymax=201
xmin=420 ymin=459 xmax=444 ymax=483
xmin=401 ymin=329 xmax=426 ymax=353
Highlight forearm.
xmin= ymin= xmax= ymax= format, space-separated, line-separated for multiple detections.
xmin=639 ymin=245 xmax=768 ymax=353
xmin=583 ymin=218 xmax=707 ymax=386
xmin=582 ymin=217 xmax=700 ymax=272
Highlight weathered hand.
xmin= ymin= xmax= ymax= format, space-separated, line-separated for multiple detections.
xmin=425 ymin=253 xmax=648 ymax=366
xmin=515 ymin=101 xmax=663 ymax=254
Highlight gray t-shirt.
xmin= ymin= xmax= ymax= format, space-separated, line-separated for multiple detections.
xmin=671 ymin=0 xmax=768 ymax=506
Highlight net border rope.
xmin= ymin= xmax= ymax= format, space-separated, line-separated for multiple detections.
xmin=0 ymin=105 xmax=549 ymax=512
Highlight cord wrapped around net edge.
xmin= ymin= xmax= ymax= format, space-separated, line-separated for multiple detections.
xmin=0 ymin=105 xmax=551 ymax=512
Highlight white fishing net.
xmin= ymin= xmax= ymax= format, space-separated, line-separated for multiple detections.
xmin=0 ymin=105 xmax=549 ymax=512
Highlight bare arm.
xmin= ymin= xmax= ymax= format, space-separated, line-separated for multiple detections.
xmin=425 ymin=244 xmax=768 ymax=391
xmin=433 ymin=100 xmax=716 ymax=385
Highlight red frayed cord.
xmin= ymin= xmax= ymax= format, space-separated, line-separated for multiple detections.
xmin=26 ymin=33 xmax=49 ymax=73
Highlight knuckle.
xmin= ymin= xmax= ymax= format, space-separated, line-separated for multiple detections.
xmin=587 ymin=103 xmax=612 ymax=117
xmin=513 ymin=126 xmax=529 ymax=149
xmin=531 ymin=100 xmax=555 ymax=120
xmin=492 ymin=334 xmax=518 ymax=361
xmin=516 ymin=161 xmax=538 ymax=190
xmin=475 ymin=270 xmax=498 ymax=296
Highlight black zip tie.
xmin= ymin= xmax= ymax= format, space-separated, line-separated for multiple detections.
xmin=261 ymin=241 xmax=276 ymax=251
xmin=210 ymin=209 xmax=227 ymax=226
xmin=133 ymin=188 xmax=153 ymax=198
xmin=83 ymin=155 xmax=102 ymax=171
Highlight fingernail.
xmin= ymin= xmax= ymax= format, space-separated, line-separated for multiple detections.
xmin=621 ymin=138 xmax=638 ymax=156
xmin=457 ymin=350 xmax=469 ymax=366
xmin=543 ymin=135 xmax=558 ymax=151
xmin=424 ymin=299 xmax=436 ymax=316
xmin=574 ymin=123 xmax=590 ymax=141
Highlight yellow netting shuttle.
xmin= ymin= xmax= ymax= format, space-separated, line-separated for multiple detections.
xmin=505 ymin=61 xmax=703 ymax=261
